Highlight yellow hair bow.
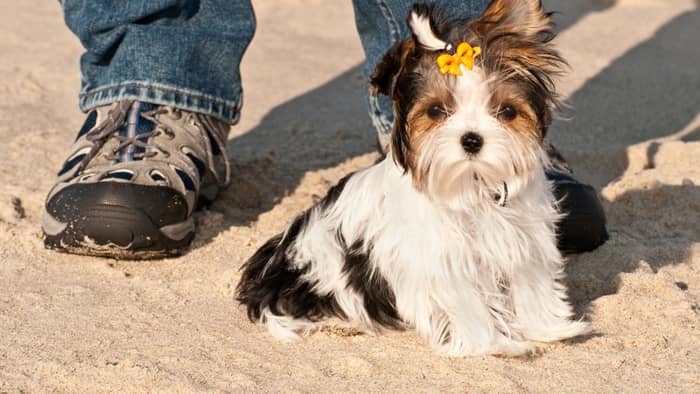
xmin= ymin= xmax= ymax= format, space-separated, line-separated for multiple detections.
xmin=437 ymin=42 xmax=481 ymax=76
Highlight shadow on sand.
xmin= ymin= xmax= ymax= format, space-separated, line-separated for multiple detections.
xmin=191 ymin=65 xmax=375 ymax=244
xmin=550 ymin=2 xmax=700 ymax=188
xmin=558 ymin=2 xmax=700 ymax=312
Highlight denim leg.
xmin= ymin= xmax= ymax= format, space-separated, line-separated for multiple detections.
xmin=62 ymin=0 xmax=256 ymax=124
xmin=351 ymin=0 xmax=490 ymax=147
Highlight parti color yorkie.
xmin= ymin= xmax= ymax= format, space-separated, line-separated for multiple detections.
xmin=237 ymin=0 xmax=590 ymax=357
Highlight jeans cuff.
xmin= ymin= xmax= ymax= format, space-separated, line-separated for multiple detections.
xmin=78 ymin=81 xmax=242 ymax=124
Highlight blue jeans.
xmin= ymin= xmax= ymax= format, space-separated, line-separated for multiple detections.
xmin=63 ymin=0 xmax=489 ymax=140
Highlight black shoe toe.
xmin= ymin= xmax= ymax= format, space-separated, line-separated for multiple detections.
xmin=44 ymin=182 xmax=194 ymax=259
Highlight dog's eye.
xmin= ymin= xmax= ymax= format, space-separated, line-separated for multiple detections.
xmin=427 ymin=105 xmax=447 ymax=121
xmin=497 ymin=105 xmax=518 ymax=122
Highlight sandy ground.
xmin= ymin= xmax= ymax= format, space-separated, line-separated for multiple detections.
xmin=1 ymin=0 xmax=699 ymax=392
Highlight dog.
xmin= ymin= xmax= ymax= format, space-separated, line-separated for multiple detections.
xmin=236 ymin=0 xmax=590 ymax=357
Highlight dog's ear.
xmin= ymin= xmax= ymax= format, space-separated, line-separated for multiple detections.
xmin=369 ymin=39 xmax=413 ymax=170
xmin=407 ymin=3 xmax=449 ymax=51
xmin=369 ymin=38 xmax=414 ymax=97
xmin=370 ymin=4 xmax=449 ymax=97
xmin=473 ymin=0 xmax=552 ymax=41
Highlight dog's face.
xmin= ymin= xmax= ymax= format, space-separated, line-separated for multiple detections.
xmin=371 ymin=0 xmax=564 ymax=208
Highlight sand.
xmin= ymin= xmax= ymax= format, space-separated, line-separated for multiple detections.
xmin=1 ymin=0 xmax=698 ymax=392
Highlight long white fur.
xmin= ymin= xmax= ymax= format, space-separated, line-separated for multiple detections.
xmin=408 ymin=11 xmax=448 ymax=51
xmin=258 ymin=66 xmax=589 ymax=357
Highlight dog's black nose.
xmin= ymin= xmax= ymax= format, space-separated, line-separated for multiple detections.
xmin=461 ymin=132 xmax=483 ymax=154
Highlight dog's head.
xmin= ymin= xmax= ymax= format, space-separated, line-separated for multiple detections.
xmin=371 ymin=0 xmax=565 ymax=208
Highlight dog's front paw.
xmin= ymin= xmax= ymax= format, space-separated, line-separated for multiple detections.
xmin=522 ymin=319 xmax=591 ymax=343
